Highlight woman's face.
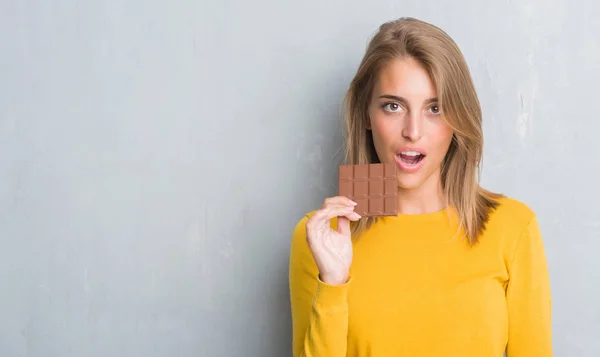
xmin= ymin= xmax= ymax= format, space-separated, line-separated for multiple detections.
xmin=367 ymin=57 xmax=454 ymax=192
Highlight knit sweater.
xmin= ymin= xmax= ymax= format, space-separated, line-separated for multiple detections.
xmin=289 ymin=196 xmax=552 ymax=356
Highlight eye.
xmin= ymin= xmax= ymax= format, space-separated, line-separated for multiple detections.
xmin=428 ymin=104 xmax=441 ymax=115
xmin=383 ymin=102 xmax=403 ymax=113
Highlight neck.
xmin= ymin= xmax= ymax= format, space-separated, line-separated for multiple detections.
xmin=397 ymin=173 xmax=446 ymax=215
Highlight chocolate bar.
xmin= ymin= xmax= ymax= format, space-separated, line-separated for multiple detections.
xmin=338 ymin=163 xmax=398 ymax=217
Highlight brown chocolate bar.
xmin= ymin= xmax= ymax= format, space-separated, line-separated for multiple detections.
xmin=338 ymin=163 xmax=398 ymax=217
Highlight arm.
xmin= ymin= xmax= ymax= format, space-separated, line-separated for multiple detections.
xmin=506 ymin=215 xmax=553 ymax=356
xmin=289 ymin=214 xmax=349 ymax=357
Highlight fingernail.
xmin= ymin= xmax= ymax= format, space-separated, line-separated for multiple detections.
xmin=353 ymin=212 xmax=361 ymax=219
xmin=350 ymin=200 xmax=358 ymax=206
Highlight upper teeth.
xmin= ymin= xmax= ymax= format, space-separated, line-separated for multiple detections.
xmin=401 ymin=151 xmax=421 ymax=156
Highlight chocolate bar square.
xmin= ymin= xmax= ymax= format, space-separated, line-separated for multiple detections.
xmin=338 ymin=163 xmax=398 ymax=216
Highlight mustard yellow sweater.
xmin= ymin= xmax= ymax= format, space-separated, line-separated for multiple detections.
xmin=289 ymin=197 xmax=552 ymax=357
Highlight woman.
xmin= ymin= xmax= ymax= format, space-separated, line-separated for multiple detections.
xmin=288 ymin=17 xmax=552 ymax=357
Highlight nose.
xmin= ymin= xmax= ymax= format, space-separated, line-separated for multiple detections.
xmin=401 ymin=111 xmax=423 ymax=142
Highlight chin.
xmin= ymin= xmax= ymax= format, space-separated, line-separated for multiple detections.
xmin=396 ymin=175 xmax=426 ymax=190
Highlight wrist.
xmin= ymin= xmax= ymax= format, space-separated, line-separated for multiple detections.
xmin=319 ymin=271 xmax=349 ymax=286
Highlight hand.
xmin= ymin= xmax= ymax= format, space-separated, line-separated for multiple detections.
xmin=305 ymin=196 xmax=361 ymax=286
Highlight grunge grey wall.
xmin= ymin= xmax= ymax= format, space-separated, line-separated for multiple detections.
xmin=1 ymin=0 xmax=599 ymax=356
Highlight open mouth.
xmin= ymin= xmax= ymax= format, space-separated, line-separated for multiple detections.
xmin=397 ymin=151 xmax=425 ymax=165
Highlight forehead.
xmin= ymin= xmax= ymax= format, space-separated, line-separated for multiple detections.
xmin=373 ymin=57 xmax=437 ymax=98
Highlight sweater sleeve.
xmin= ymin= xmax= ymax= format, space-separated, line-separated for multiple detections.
xmin=288 ymin=214 xmax=349 ymax=357
xmin=506 ymin=215 xmax=553 ymax=356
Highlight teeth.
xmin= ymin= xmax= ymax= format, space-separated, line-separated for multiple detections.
xmin=400 ymin=151 xmax=421 ymax=156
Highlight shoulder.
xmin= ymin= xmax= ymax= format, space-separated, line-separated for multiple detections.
xmin=483 ymin=195 xmax=543 ymax=257
xmin=289 ymin=211 xmax=316 ymax=253
xmin=289 ymin=210 xmax=338 ymax=275
xmin=489 ymin=195 xmax=537 ymax=228
xmin=291 ymin=210 xmax=315 ymax=238
xmin=290 ymin=209 xmax=340 ymax=254
xmin=487 ymin=197 xmax=548 ymax=279
xmin=291 ymin=210 xmax=339 ymax=237
xmin=481 ymin=195 xmax=537 ymax=244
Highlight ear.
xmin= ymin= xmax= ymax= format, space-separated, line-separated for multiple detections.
xmin=366 ymin=116 xmax=372 ymax=130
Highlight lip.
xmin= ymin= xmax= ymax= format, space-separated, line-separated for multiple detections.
xmin=395 ymin=147 xmax=426 ymax=173
xmin=395 ymin=146 xmax=427 ymax=156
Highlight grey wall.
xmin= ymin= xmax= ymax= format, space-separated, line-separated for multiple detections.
xmin=1 ymin=0 xmax=599 ymax=356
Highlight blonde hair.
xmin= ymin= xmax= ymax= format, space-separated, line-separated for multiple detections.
xmin=342 ymin=17 xmax=502 ymax=245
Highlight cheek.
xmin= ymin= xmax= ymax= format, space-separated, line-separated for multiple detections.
xmin=371 ymin=115 xmax=397 ymax=146
xmin=430 ymin=124 xmax=454 ymax=156
xmin=368 ymin=113 xmax=397 ymax=162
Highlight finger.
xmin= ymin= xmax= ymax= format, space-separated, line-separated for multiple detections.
xmin=308 ymin=204 xmax=358 ymax=231
xmin=306 ymin=205 xmax=361 ymax=231
xmin=322 ymin=196 xmax=358 ymax=209
xmin=337 ymin=216 xmax=352 ymax=237
xmin=321 ymin=205 xmax=361 ymax=227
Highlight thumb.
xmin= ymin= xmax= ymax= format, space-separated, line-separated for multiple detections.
xmin=337 ymin=216 xmax=351 ymax=237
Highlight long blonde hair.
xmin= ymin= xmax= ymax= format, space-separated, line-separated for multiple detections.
xmin=343 ymin=17 xmax=502 ymax=245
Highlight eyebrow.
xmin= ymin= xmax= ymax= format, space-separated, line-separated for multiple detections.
xmin=379 ymin=95 xmax=438 ymax=105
